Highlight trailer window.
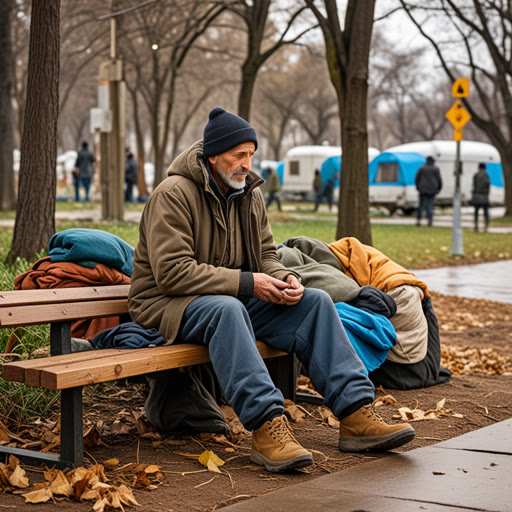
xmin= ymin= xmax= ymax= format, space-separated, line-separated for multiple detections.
xmin=375 ymin=163 xmax=398 ymax=183
xmin=289 ymin=160 xmax=299 ymax=176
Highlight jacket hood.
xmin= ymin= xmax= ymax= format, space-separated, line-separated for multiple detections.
xmin=166 ymin=139 xmax=263 ymax=192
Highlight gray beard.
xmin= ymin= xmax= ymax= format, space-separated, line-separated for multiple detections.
xmin=217 ymin=165 xmax=247 ymax=190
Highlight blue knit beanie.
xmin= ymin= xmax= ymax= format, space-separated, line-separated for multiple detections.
xmin=203 ymin=107 xmax=258 ymax=157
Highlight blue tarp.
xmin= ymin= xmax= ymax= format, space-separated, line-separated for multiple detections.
xmin=369 ymin=152 xmax=425 ymax=186
xmin=276 ymin=160 xmax=284 ymax=185
xmin=320 ymin=155 xmax=341 ymax=188
xmin=486 ymin=162 xmax=504 ymax=187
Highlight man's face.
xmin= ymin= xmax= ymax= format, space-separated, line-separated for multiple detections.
xmin=208 ymin=142 xmax=255 ymax=193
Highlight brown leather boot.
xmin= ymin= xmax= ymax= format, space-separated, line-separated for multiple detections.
xmin=339 ymin=404 xmax=415 ymax=452
xmin=251 ymin=415 xmax=313 ymax=472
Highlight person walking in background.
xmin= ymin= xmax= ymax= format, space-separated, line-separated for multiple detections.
xmin=471 ymin=162 xmax=490 ymax=232
xmin=415 ymin=155 xmax=442 ymax=226
xmin=265 ymin=167 xmax=282 ymax=211
xmin=312 ymin=169 xmax=323 ymax=211
xmin=74 ymin=141 xmax=95 ymax=202
xmin=125 ymin=152 xmax=139 ymax=203
xmin=319 ymin=172 xmax=338 ymax=212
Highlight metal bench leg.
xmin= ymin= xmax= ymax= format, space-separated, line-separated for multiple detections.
xmin=60 ymin=387 xmax=84 ymax=468
xmin=266 ymin=354 xmax=297 ymax=402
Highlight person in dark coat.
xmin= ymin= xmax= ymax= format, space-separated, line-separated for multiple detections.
xmin=317 ymin=172 xmax=338 ymax=211
xmin=312 ymin=169 xmax=323 ymax=211
xmin=125 ymin=152 xmax=139 ymax=203
xmin=415 ymin=155 xmax=442 ymax=226
xmin=471 ymin=162 xmax=490 ymax=232
xmin=74 ymin=141 xmax=95 ymax=202
xmin=265 ymin=167 xmax=282 ymax=211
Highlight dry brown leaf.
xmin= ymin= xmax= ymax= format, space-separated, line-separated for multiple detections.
xmin=73 ymin=473 xmax=92 ymax=500
xmin=49 ymin=470 xmax=74 ymax=497
xmin=84 ymin=426 xmax=101 ymax=448
xmin=198 ymin=432 xmax=239 ymax=448
xmin=144 ymin=465 xmax=160 ymax=474
xmin=103 ymin=458 xmax=120 ymax=468
xmin=133 ymin=471 xmax=152 ymax=488
xmin=23 ymin=486 xmax=53 ymax=503
xmin=135 ymin=415 xmax=157 ymax=435
xmin=8 ymin=464 xmax=29 ymax=488
xmin=0 ymin=465 xmax=14 ymax=489
xmin=374 ymin=394 xmax=397 ymax=407
xmin=117 ymin=484 xmax=141 ymax=506
xmin=284 ymin=401 xmax=306 ymax=423
xmin=80 ymin=487 xmax=101 ymax=502
xmin=0 ymin=420 xmax=11 ymax=444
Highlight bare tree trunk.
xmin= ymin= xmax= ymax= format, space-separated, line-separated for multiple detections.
xmin=308 ymin=0 xmax=375 ymax=245
xmin=497 ymin=147 xmax=512 ymax=216
xmin=7 ymin=0 xmax=60 ymax=264
xmin=0 ymin=0 xmax=16 ymax=211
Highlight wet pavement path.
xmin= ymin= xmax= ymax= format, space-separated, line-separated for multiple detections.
xmin=414 ymin=260 xmax=512 ymax=304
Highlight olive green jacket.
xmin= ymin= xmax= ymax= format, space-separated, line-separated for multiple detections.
xmin=128 ymin=140 xmax=296 ymax=343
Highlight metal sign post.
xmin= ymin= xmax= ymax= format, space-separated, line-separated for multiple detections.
xmin=445 ymin=82 xmax=471 ymax=257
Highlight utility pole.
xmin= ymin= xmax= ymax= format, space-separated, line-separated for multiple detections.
xmin=97 ymin=1 xmax=125 ymax=221
xmin=93 ymin=0 xmax=157 ymax=219
xmin=445 ymin=79 xmax=471 ymax=257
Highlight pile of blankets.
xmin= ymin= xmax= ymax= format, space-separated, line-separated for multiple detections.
xmin=14 ymin=228 xmax=134 ymax=342
xmin=279 ymin=236 xmax=452 ymax=390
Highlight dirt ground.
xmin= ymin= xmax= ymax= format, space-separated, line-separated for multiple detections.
xmin=1 ymin=291 xmax=511 ymax=512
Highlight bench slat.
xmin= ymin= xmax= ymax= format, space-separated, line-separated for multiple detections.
xmin=0 ymin=285 xmax=130 ymax=307
xmin=3 ymin=349 xmax=129 ymax=383
xmin=0 ymin=299 xmax=128 ymax=327
xmin=25 ymin=342 xmax=286 ymax=390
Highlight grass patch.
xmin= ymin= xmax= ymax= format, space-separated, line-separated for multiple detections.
xmin=491 ymin=215 xmax=512 ymax=226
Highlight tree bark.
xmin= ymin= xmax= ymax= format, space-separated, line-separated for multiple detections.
xmin=307 ymin=0 xmax=375 ymax=245
xmin=0 ymin=0 xmax=16 ymax=211
xmin=7 ymin=0 xmax=60 ymax=264
xmin=337 ymin=1 xmax=374 ymax=242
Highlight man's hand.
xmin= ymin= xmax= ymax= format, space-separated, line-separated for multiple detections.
xmin=253 ymin=273 xmax=304 ymax=305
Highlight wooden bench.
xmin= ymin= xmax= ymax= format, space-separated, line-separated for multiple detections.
xmin=0 ymin=285 xmax=296 ymax=469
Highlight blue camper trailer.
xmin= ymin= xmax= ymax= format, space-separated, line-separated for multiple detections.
xmin=383 ymin=141 xmax=504 ymax=210
xmin=369 ymin=152 xmax=426 ymax=214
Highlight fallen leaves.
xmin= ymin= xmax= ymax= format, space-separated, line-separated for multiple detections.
xmin=441 ymin=345 xmax=511 ymax=375
xmin=0 ymin=456 xmax=30 ymax=492
xmin=0 ymin=454 xmax=162 ymax=510
xmin=394 ymin=398 xmax=463 ymax=422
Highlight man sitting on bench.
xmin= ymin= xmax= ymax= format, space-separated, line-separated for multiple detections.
xmin=128 ymin=107 xmax=416 ymax=473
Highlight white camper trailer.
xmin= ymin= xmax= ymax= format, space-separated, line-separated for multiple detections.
xmin=282 ymin=145 xmax=380 ymax=198
xmin=384 ymin=140 xmax=504 ymax=208
xmin=283 ymin=146 xmax=342 ymax=197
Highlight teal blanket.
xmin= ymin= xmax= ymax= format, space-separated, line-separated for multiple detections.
xmin=48 ymin=228 xmax=134 ymax=277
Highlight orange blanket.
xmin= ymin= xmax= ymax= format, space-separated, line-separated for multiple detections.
xmin=328 ymin=238 xmax=429 ymax=298
xmin=14 ymin=257 xmax=131 ymax=341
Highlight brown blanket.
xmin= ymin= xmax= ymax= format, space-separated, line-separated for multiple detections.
xmin=14 ymin=257 xmax=130 ymax=341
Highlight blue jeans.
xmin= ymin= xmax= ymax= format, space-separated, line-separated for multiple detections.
xmin=78 ymin=177 xmax=92 ymax=201
xmin=417 ymin=193 xmax=435 ymax=223
xmin=176 ymin=288 xmax=374 ymax=430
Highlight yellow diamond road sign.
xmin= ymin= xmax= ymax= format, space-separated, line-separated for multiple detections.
xmin=446 ymin=100 xmax=471 ymax=129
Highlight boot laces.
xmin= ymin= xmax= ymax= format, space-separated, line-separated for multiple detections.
xmin=268 ymin=416 xmax=297 ymax=444
xmin=363 ymin=404 xmax=386 ymax=424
